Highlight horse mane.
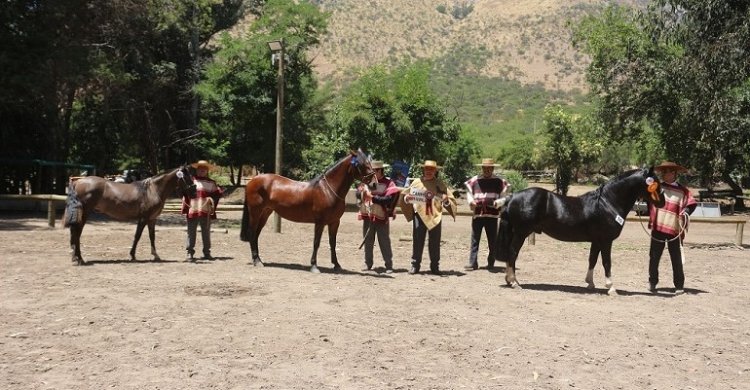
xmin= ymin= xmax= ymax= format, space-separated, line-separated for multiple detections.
xmin=583 ymin=168 xmax=643 ymax=201
xmin=308 ymin=152 xmax=355 ymax=185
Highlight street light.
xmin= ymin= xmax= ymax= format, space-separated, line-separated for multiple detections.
xmin=268 ymin=38 xmax=284 ymax=233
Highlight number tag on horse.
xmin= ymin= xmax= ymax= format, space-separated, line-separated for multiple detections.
xmin=615 ymin=215 xmax=624 ymax=226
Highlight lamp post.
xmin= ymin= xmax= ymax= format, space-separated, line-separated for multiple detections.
xmin=268 ymin=38 xmax=284 ymax=233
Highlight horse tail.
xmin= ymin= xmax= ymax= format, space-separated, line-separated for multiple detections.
xmin=63 ymin=183 xmax=83 ymax=227
xmin=240 ymin=198 xmax=251 ymax=242
xmin=495 ymin=202 xmax=513 ymax=262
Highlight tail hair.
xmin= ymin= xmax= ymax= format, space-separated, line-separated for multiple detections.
xmin=495 ymin=209 xmax=512 ymax=262
xmin=63 ymin=184 xmax=83 ymax=227
xmin=239 ymin=199 xmax=250 ymax=242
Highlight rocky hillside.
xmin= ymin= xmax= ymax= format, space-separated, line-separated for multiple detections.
xmin=310 ymin=0 xmax=647 ymax=91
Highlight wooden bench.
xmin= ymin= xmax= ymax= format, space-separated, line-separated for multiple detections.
xmin=699 ymin=189 xmax=738 ymax=202
xmin=625 ymin=214 xmax=748 ymax=246
xmin=0 ymin=194 xmax=67 ymax=227
xmin=524 ymin=215 xmax=748 ymax=246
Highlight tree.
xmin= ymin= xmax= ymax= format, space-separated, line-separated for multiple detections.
xmin=326 ymin=62 xmax=478 ymax=186
xmin=573 ymin=2 xmax=750 ymax=202
xmin=542 ymin=106 xmax=579 ymax=195
xmin=196 ymin=0 xmax=328 ymax=180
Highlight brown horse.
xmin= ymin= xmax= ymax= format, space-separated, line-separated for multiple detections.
xmin=63 ymin=165 xmax=194 ymax=265
xmin=240 ymin=149 xmax=375 ymax=273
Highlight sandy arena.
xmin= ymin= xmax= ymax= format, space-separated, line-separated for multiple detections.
xmin=1 ymin=195 xmax=749 ymax=389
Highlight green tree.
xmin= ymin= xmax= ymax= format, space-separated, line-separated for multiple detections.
xmin=542 ymin=105 xmax=579 ymax=195
xmin=573 ymin=1 xmax=750 ymax=199
xmin=197 ymin=0 xmax=328 ymax=181
xmin=326 ymin=62 xmax=478 ymax=186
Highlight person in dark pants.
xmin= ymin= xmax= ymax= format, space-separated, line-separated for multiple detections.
xmin=399 ymin=160 xmax=456 ymax=275
xmin=356 ymin=160 xmax=400 ymax=273
xmin=182 ymin=160 xmax=223 ymax=261
xmin=464 ymin=158 xmax=509 ymax=271
xmin=647 ymin=161 xmax=697 ymax=295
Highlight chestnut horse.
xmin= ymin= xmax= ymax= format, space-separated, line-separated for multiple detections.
xmin=495 ymin=167 xmax=666 ymax=294
xmin=240 ymin=149 xmax=375 ymax=273
xmin=63 ymin=165 xmax=194 ymax=265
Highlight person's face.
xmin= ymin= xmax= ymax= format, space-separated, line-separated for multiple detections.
xmin=423 ymin=166 xmax=437 ymax=180
xmin=481 ymin=166 xmax=494 ymax=177
xmin=659 ymin=169 xmax=676 ymax=183
xmin=374 ymin=168 xmax=385 ymax=179
xmin=196 ymin=167 xmax=208 ymax=177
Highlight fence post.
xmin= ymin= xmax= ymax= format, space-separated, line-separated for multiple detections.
xmin=47 ymin=200 xmax=55 ymax=228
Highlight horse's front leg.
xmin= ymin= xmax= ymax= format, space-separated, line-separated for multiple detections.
xmin=600 ymin=241 xmax=616 ymax=295
xmin=585 ymin=243 xmax=601 ymax=290
xmin=328 ymin=220 xmax=342 ymax=271
xmin=147 ymin=220 xmax=160 ymax=261
xmin=130 ymin=220 xmax=147 ymax=261
xmin=309 ymin=223 xmax=325 ymax=273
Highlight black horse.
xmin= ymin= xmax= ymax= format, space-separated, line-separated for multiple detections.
xmin=495 ymin=167 xmax=665 ymax=294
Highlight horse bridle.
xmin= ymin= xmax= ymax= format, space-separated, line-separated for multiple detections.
xmin=176 ymin=166 xmax=196 ymax=195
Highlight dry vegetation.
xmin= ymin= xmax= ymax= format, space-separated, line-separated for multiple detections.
xmin=311 ymin=0 xmax=647 ymax=91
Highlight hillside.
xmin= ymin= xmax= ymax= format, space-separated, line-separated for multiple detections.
xmin=311 ymin=0 xmax=647 ymax=91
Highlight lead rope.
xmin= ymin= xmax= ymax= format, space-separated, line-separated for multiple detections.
xmin=636 ymin=209 xmax=690 ymax=264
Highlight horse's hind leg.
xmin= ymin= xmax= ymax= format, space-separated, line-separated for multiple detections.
xmin=585 ymin=243 xmax=601 ymax=289
xmin=327 ymin=220 xmax=342 ymax=271
xmin=600 ymin=241 xmax=616 ymax=295
xmin=309 ymin=223 xmax=325 ymax=273
xmin=250 ymin=209 xmax=272 ymax=266
xmin=505 ymin=233 xmax=526 ymax=288
xmin=130 ymin=220 xmax=147 ymax=261
xmin=147 ymin=220 xmax=160 ymax=261
xmin=70 ymin=222 xmax=85 ymax=265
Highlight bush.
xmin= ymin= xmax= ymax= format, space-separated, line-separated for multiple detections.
xmin=502 ymin=170 xmax=528 ymax=193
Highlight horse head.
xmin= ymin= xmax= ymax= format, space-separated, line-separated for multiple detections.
xmin=176 ymin=164 xmax=196 ymax=198
xmin=350 ymin=148 xmax=377 ymax=186
xmin=639 ymin=166 xmax=666 ymax=208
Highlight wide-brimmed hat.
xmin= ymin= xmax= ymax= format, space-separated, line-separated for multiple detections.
xmin=654 ymin=161 xmax=688 ymax=173
xmin=371 ymin=160 xmax=390 ymax=169
xmin=191 ymin=160 xmax=213 ymax=169
xmin=422 ymin=160 xmax=442 ymax=169
xmin=475 ymin=158 xmax=501 ymax=167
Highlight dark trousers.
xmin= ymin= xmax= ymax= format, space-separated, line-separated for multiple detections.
xmin=362 ymin=220 xmax=393 ymax=269
xmin=411 ymin=214 xmax=441 ymax=271
xmin=468 ymin=217 xmax=498 ymax=267
xmin=186 ymin=217 xmax=211 ymax=256
xmin=649 ymin=230 xmax=684 ymax=289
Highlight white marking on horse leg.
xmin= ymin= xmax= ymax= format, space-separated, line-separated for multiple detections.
xmin=605 ymin=277 xmax=617 ymax=295
xmin=585 ymin=269 xmax=595 ymax=289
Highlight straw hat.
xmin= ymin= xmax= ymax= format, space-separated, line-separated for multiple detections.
xmin=654 ymin=161 xmax=688 ymax=173
xmin=422 ymin=160 xmax=442 ymax=169
xmin=475 ymin=158 xmax=501 ymax=167
xmin=371 ymin=160 xmax=390 ymax=169
xmin=191 ymin=160 xmax=213 ymax=170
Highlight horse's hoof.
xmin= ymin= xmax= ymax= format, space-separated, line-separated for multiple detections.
xmin=310 ymin=266 xmax=320 ymax=274
xmin=332 ymin=264 xmax=342 ymax=272
xmin=607 ymin=288 xmax=618 ymax=296
xmin=253 ymin=259 xmax=264 ymax=267
xmin=153 ymin=255 xmax=161 ymax=262
xmin=586 ymin=283 xmax=596 ymax=290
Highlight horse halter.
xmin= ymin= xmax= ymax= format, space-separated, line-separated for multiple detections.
xmin=176 ymin=166 xmax=196 ymax=195
xmin=351 ymin=156 xmax=376 ymax=184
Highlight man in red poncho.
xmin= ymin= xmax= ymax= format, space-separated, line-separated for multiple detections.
xmin=648 ymin=161 xmax=697 ymax=295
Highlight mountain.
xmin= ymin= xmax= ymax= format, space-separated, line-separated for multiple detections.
xmin=310 ymin=0 xmax=648 ymax=91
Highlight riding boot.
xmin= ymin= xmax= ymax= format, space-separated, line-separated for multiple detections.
xmin=408 ymin=260 xmax=420 ymax=275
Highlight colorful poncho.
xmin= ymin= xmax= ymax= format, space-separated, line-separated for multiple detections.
xmin=399 ymin=177 xmax=457 ymax=231
xmin=648 ymin=182 xmax=696 ymax=237
xmin=182 ymin=177 xmax=223 ymax=219
xmin=357 ymin=176 xmax=400 ymax=224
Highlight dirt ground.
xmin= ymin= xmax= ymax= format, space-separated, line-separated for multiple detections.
xmin=1 ymin=191 xmax=749 ymax=389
